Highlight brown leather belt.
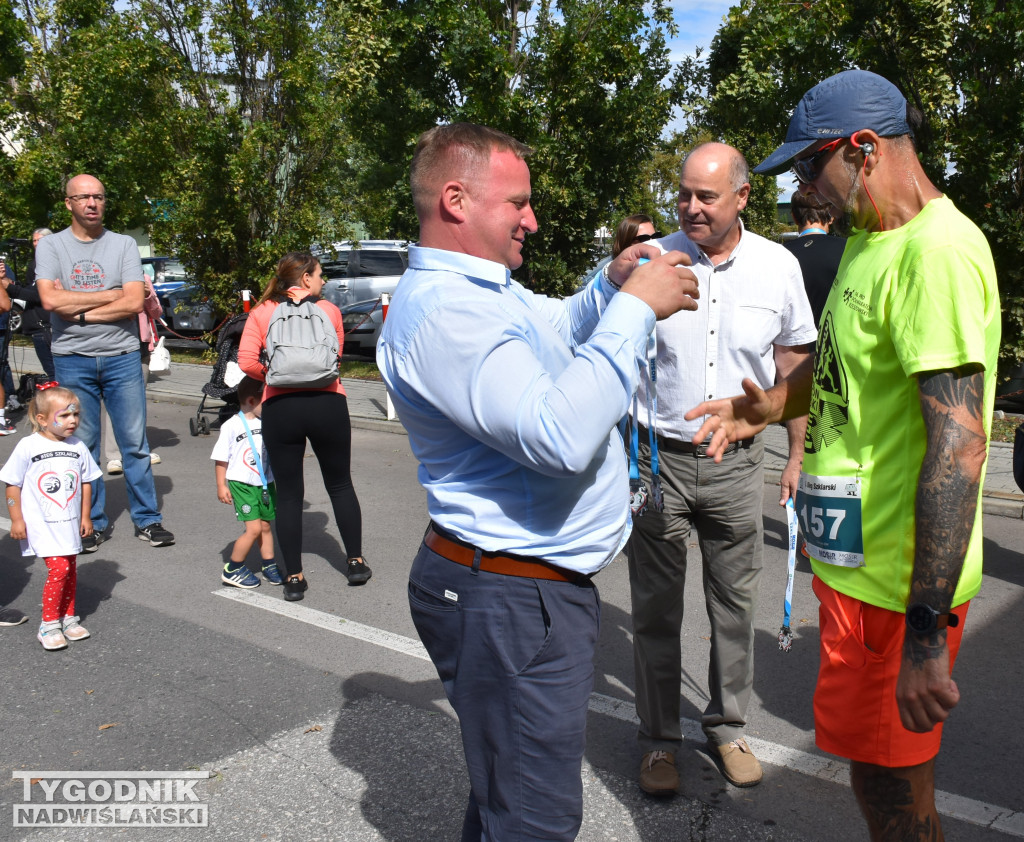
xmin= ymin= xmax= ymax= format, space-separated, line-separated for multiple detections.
xmin=424 ymin=525 xmax=588 ymax=585
xmin=638 ymin=425 xmax=756 ymax=458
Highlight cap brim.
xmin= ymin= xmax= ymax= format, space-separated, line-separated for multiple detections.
xmin=753 ymin=139 xmax=820 ymax=176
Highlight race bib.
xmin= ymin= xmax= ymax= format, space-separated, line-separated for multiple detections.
xmin=796 ymin=473 xmax=864 ymax=568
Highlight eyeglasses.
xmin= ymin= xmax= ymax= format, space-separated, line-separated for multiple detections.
xmin=66 ymin=194 xmax=106 ymax=203
xmin=792 ymin=138 xmax=845 ymax=185
xmin=633 ymin=232 xmax=663 ymax=244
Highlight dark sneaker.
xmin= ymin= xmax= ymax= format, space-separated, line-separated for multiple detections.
xmin=345 ymin=557 xmax=372 ymax=586
xmin=639 ymin=750 xmax=678 ymax=797
xmin=0 ymin=606 xmax=28 ymax=626
xmin=136 ymin=523 xmax=175 ymax=547
xmin=262 ymin=564 xmax=283 ymax=585
xmin=222 ymin=564 xmax=260 ymax=589
xmin=0 ymin=418 xmax=16 ymax=436
xmin=80 ymin=532 xmax=106 ymax=554
xmin=283 ymin=576 xmax=308 ymax=602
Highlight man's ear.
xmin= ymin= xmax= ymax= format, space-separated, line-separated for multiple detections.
xmin=440 ymin=181 xmax=469 ymax=222
xmin=736 ymin=182 xmax=751 ymax=211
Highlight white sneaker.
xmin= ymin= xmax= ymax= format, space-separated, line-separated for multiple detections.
xmin=107 ymin=459 xmax=123 ymax=475
xmin=37 ymin=627 xmax=68 ymax=650
xmin=150 ymin=452 xmax=162 ymax=465
xmin=62 ymin=622 xmax=91 ymax=642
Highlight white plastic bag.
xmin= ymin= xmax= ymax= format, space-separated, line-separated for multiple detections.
xmin=149 ymin=337 xmax=171 ymax=375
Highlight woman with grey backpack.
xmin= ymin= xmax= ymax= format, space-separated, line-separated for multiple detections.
xmin=238 ymin=251 xmax=370 ymax=601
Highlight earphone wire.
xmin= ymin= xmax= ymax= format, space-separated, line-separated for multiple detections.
xmin=853 ymin=133 xmax=885 ymax=232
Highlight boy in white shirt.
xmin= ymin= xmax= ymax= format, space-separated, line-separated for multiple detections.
xmin=211 ymin=377 xmax=281 ymax=588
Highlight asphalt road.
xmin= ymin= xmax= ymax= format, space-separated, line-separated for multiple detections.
xmin=1 ymin=396 xmax=1022 ymax=841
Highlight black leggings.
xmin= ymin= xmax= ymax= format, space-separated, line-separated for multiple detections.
xmin=261 ymin=391 xmax=362 ymax=578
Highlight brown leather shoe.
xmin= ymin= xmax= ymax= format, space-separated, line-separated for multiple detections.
xmin=639 ymin=750 xmax=678 ymax=797
xmin=712 ymin=738 xmax=763 ymax=787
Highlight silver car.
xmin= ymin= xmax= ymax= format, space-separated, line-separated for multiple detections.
xmin=316 ymin=241 xmax=408 ymax=357
xmin=317 ymin=240 xmax=408 ymax=309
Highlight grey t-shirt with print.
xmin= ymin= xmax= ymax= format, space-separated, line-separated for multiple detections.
xmin=34 ymin=227 xmax=144 ymax=356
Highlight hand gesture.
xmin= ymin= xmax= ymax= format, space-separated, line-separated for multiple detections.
xmin=684 ymin=378 xmax=774 ymax=462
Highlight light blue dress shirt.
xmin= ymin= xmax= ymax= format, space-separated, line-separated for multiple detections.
xmin=377 ymin=245 xmax=657 ymax=574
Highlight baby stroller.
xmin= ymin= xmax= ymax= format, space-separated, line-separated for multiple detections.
xmin=190 ymin=313 xmax=249 ymax=436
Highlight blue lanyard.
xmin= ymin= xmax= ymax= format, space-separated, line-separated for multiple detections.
xmin=779 ymin=498 xmax=798 ymax=651
xmin=238 ymin=412 xmax=269 ymax=496
xmin=626 ymin=329 xmax=662 ymax=511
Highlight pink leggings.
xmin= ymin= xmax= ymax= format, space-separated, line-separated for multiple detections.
xmin=41 ymin=556 xmax=77 ymax=624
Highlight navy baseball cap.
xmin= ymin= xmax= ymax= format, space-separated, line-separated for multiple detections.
xmin=753 ymin=70 xmax=910 ymax=176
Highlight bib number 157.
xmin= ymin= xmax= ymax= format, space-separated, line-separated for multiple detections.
xmin=795 ymin=474 xmax=865 ymax=568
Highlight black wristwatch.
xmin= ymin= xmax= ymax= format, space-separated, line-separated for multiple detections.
xmin=78 ymin=312 xmax=86 ymax=325
xmin=905 ymin=602 xmax=960 ymax=635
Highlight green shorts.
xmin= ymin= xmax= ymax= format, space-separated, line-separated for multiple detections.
xmin=228 ymin=480 xmax=277 ymax=522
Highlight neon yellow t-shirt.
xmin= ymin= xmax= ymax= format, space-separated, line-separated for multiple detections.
xmin=801 ymin=196 xmax=1000 ymax=612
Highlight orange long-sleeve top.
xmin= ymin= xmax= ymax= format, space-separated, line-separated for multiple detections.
xmin=237 ymin=290 xmax=348 ymax=401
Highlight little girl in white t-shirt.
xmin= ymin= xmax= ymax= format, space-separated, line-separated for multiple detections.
xmin=0 ymin=383 xmax=102 ymax=650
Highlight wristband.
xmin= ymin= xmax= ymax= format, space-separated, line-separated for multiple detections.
xmin=602 ymin=263 xmax=622 ymax=290
xmin=78 ymin=312 xmax=86 ymax=325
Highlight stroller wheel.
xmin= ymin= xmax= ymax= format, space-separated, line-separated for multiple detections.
xmin=189 ymin=417 xmax=199 ymax=437
xmin=199 ymin=416 xmax=210 ymax=435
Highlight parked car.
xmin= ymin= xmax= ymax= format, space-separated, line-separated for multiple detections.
xmin=149 ymin=258 xmax=221 ymax=339
xmin=316 ymin=240 xmax=408 ymax=356
xmin=317 ymin=240 xmax=408 ymax=309
xmin=340 ymin=298 xmax=386 ymax=357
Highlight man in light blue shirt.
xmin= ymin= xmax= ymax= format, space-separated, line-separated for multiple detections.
xmin=377 ymin=123 xmax=700 ymax=841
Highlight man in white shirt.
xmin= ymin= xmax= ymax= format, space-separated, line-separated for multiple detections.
xmin=628 ymin=142 xmax=816 ymax=794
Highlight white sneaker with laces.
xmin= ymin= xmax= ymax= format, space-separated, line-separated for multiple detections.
xmin=107 ymin=459 xmax=123 ymax=475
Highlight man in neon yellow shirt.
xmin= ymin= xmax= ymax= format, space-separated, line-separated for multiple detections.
xmin=686 ymin=70 xmax=999 ymax=841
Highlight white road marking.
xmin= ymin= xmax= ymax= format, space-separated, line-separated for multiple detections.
xmin=214 ymin=587 xmax=431 ymax=661
xmin=217 ymin=586 xmax=1024 ymax=837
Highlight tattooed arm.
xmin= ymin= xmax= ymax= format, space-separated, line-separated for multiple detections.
xmin=896 ymin=364 xmax=988 ymax=733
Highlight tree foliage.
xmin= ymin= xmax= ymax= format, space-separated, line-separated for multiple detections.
xmin=687 ymin=0 xmax=1024 ymax=373
xmin=333 ymin=0 xmax=683 ymax=295
xmin=1 ymin=0 xmax=179 ymax=242
xmin=138 ymin=0 xmax=359 ymax=307
xmin=3 ymin=0 xmax=684 ymax=304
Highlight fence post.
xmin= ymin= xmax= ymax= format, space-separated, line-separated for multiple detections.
xmin=380 ymin=293 xmax=397 ymax=421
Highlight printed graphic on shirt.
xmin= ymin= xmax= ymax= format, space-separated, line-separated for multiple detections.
xmin=243 ymin=447 xmax=259 ymax=477
xmin=37 ymin=469 xmax=80 ymax=512
xmin=805 ymin=311 xmax=848 ymax=454
xmin=69 ymin=259 xmax=107 ymax=290
xmin=840 ymin=286 xmax=872 ymax=317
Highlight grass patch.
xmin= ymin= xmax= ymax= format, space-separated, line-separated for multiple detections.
xmin=992 ymin=414 xmax=1021 ymax=444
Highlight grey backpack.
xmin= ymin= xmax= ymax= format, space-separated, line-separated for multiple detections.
xmin=263 ymin=298 xmax=339 ymax=389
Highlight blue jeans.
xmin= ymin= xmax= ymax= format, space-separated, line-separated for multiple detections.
xmin=54 ymin=351 xmax=161 ymax=532
xmin=409 ymin=541 xmax=600 ymax=841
